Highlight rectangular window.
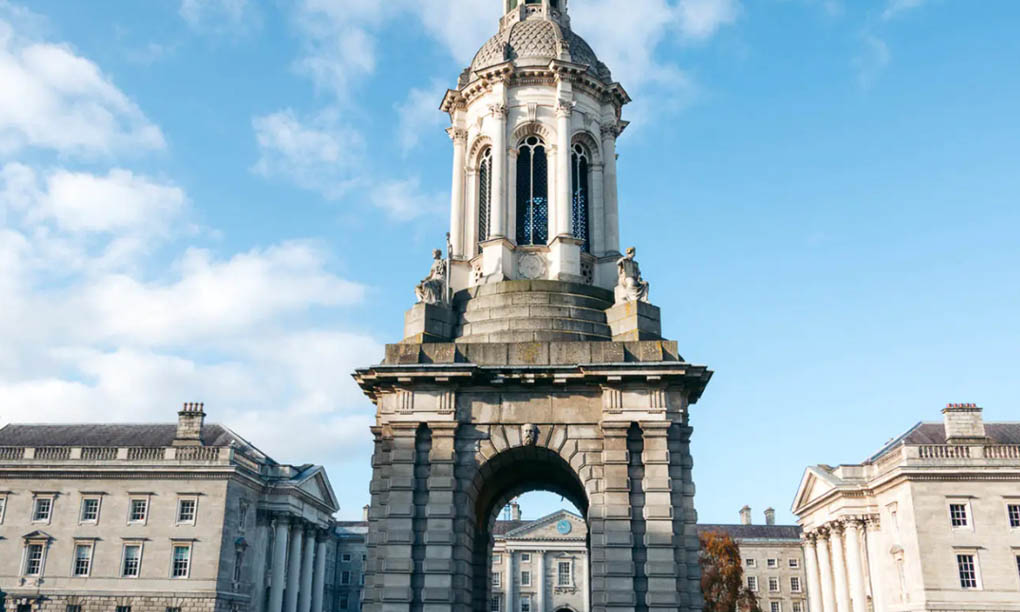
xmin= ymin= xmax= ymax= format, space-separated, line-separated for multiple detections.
xmin=957 ymin=554 xmax=979 ymax=589
xmin=80 ymin=497 xmax=101 ymax=522
xmin=493 ymin=553 xmax=501 ymax=564
xmin=0 ymin=495 xmax=6 ymax=523
xmin=1008 ymin=504 xmax=1020 ymax=528
xmin=769 ymin=576 xmax=780 ymax=592
xmin=339 ymin=595 xmax=348 ymax=610
xmin=73 ymin=542 xmax=93 ymax=576
xmin=24 ymin=543 xmax=44 ymax=575
xmin=789 ymin=558 xmax=800 ymax=569
xmin=341 ymin=570 xmax=351 ymax=585
xmin=66 ymin=606 xmax=82 ymax=612
xmin=747 ymin=576 xmax=758 ymax=591
xmin=167 ymin=608 xmax=182 ymax=612
xmin=122 ymin=544 xmax=142 ymax=577
xmin=792 ymin=603 xmax=803 ymax=612
xmin=557 ymin=561 xmax=571 ymax=586
xmin=492 ymin=572 xmax=501 ymax=587
xmin=949 ymin=503 xmax=969 ymax=528
xmin=770 ymin=602 xmax=781 ymax=612
xmin=520 ymin=553 xmax=531 ymax=563
xmin=171 ymin=544 xmax=191 ymax=578
xmin=790 ymin=576 xmax=802 ymax=592
xmin=491 ymin=595 xmax=501 ymax=612
xmin=745 ymin=558 xmax=756 ymax=568
xmin=341 ymin=552 xmax=352 ymax=562
xmin=176 ymin=498 xmax=197 ymax=524
xmin=129 ymin=498 xmax=148 ymax=523
xmin=32 ymin=497 xmax=52 ymax=522
xmin=520 ymin=570 xmax=531 ymax=586
xmin=116 ymin=606 xmax=131 ymax=612
xmin=1015 ymin=555 xmax=1020 ymax=583
xmin=767 ymin=558 xmax=778 ymax=569
xmin=238 ymin=500 xmax=249 ymax=530
xmin=520 ymin=595 xmax=531 ymax=612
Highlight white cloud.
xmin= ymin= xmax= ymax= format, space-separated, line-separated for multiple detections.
xmin=854 ymin=33 xmax=890 ymax=90
xmin=0 ymin=12 xmax=164 ymax=156
xmin=179 ymin=0 xmax=253 ymax=31
xmin=370 ymin=177 xmax=446 ymax=221
xmin=252 ymin=109 xmax=365 ymax=199
xmin=676 ymin=0 xmax=742 ymax=41
xmin=395 ymin=79 xmax=448 ymax=153
xmin=883 ymin=0 xmax=926 ymax=20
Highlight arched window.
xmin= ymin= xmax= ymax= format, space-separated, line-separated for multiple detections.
xmin=571 ymin=143 xmax=590 ymax=252
xmin=478 ymin=148 xmax=492 ymax=247
xmin=516 ymin=136 xmax=548 ymax=246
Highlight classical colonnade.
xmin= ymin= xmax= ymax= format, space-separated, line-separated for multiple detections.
xmin=267 ymin=515 xmax=330 ymax=612
xmin=801 ymin=516 xmax=881 ymax=612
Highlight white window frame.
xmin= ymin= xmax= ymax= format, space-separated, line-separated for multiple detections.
xmin=79 ymin=495 xmax=102 ymax=524
xmin=493 ymin=553 xmax=502 ymax=564
xmin=520 ymin=569 xmax=531 ymax=586
xmin=748 ymin=576 xmax=758 ymax=592
xmin=170 ymin=542 xmax=193 ymax=579
xmin=1014 ymin=551 xmax=1020 ymax=588
xmin=491 ymin=594 xmax=502 ymax=612
xmin=746 ymin=558 xmax=757 ymax=568
xmin=492 ymin=571 xmax=501 ymax=588
xmin=519 ymin=594 xmax=531 ymax=612
xmin=128 ymin=495 xmax=150 ymax=525
xmin=557 ymin=560 xmax=573 ymax=587
xmin=792 ymin=602 xmax=803 ymax=612
xmin=767 ymin=558 xmax=779 ymax=569
xmin=790 ymin=576 xmax=802 ymax=593
xmin=947 ymin=499 xmax=973 ymax=531
xmin=955 ymin=550 xmax=982 ymax=590
xmin=768 ymin=576 xmax=780 ymax=593
xmin=1006 ymin=500 xmax=1020 ymax=530
xmin=0 ymin=493 xmax=8 ymax=524
xmin=22 ymin=540 xmax=48 ymax=576
xmin=121 ymin=541 xmax=144 ymax=577
xmin=31 ymin=494 xmax=54 ymax=524
xmin=520 ymin=552 xmax=531 ymax=563
xmin=71 ymin=540 xmax=96 ymax=577
xmin=175 ymin=496 xmax=198 ymax=526
xmin=788 ymin=558 xmax=800 ymax=569
xmin=770 ymin=601 xmax=781 ymax=612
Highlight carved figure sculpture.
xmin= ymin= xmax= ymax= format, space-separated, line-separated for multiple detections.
xmin=615 ymin=246 xmax=650 ymax=304
xmin=521 ymin=423 xmax=539 ymax=446
xmin=415 ymin=249 xmax=447 ymax=305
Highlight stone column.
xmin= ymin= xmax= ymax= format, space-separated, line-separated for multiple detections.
xmin=556 ymin=100 xmax=572 ymax=238
xmin=298 ymin=525 xmax=316 ymax=612
xmin=641 ymin=422 xmax=679 ymax=611
xmin=582 ymin=551 xmax=590 ymax=612
xmin=490 ymin=103 xmax=508 ymax=238
xmin=802 ymin=534 xmax=823 ymax=612
xmin=830 ymin=523 xmax=851 ymax=612
xmin=600 ymin=124 xmax=620 ymax=255
xmin=597 ymin=422 xmax=636 ymax=611
xmin=863 ymin=516 xmax=885 ymax=612
xmin=504 ymin=549 xmax=515 ymax=612
xmin=466 ymin=169 xmax=479 ymax=253
xmin=448 ymin=127 xmax=468 ymax=258
xmin=285 ymin=522 xmax=304 ymax=612
xmin=423 ymin=423 xmax=462 ymax=609
xmin=269 ymin=516 xmax=291 ymax=612
xmin=815 ymin=530 xmax=836 ymax=612
xmin=590 ymin=162 xmax=605 ymax=255
xmin=311 ymin=534 xmax=327 ymax=612
xmin=843 ymin=520 xmax=868 ymax=612
xmin=537 ymin=550 xmax=545 ymax=612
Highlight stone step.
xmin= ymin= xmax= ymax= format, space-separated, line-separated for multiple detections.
xmin=457 ymin=290 xmax=612 ymax=313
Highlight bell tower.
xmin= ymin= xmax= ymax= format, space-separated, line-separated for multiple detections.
xmin=356 ymin=2 xmax=711 ymax=611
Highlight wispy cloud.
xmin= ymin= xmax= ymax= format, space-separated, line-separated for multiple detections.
xmin=395 ymin=79 xmax=448 ymax=154
xmin=854 ymin=33 xmax=891 ymax=90
xmin=882 ymin=0 xmax=926 ymax=20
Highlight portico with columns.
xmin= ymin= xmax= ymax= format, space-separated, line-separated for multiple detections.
xmin=800 ymin=517 xmax=876 ymax=612
xmin=266 ymin=514 xmax=334 ymax=612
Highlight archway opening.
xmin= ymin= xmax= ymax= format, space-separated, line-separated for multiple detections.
xmin=469 ymin=445 xmax=590 ymax=611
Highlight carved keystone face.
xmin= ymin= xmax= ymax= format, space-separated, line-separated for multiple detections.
xmin=521 ymin=423 xmax=539 ymax=445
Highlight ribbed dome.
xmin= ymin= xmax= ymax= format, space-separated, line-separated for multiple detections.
xmin=470 ymin=18 xmax=612 ymax=82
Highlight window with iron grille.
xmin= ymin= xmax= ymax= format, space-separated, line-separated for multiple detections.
xmin=1008 ymin=504 xmax=1020 ymax=528
xmin=172 ymin=544 xmax=191 ymax=578
xmin=80 ymin=498 xmax=100 ymax=522
xmin=949 ymin=503 xmax=969 ymax=528
xmin=956 ymin=554 xmax=978 ymax=589
xmin=177 ymin=498 xmax=197 ymax=524
xmin=557 ymin=560 xmax=571 ymax=586
xmin=24 ymin=543 xmax=44 ymax=575
xmin=73 ymin=543 xmax=92 ymax=576
xmin=33 ymin=497 xmax=52 ymax=522
xmin=122 ymin=544 xmax=141 ymax=576
xmin=570 ymin=144 xmax=590 ymax=252
xmin=515 ymin=137 xmax=548 ymax=246
xmin=478 ymin=147 xmax=492 ymax=247
xmin=129 ymin=498 xmax=148 ymax=523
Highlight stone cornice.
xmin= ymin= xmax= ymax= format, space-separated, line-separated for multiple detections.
xmin=455 ymin=61 xmax=629 ymax=110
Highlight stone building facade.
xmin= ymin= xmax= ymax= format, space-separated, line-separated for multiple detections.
xmin=792 ymin=403 xmax=1020 ymax=612
xmin=356 ymin=1 xmax=712 ymax=611
xmin=698 ymin=507 xmax=808 ymax=612
xmin=0 ymin=405 xmax=338 ymax=612
xmin=331 ymin=515 xmax=369 ymax=612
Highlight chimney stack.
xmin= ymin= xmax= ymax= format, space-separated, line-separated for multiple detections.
xmin=942 ymin=403 xmax=987 ymax=443
xmin=764 ymin=507 xmax=776 ymax=525
xmin=174 ymin=402 xmax=206 ymax=446
xmin=510 ymin=501 xmax=522 ymax=521
xmin=362 ymin=505 xmax=370 ymax=522
xmin=739 ymin=505 xmax=752 ymax=526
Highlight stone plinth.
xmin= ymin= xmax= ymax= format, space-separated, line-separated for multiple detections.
xmin=605 ymin=300 xmax=662 ymax=341
xmin=403 ymin=302 xmax=456 ymax=343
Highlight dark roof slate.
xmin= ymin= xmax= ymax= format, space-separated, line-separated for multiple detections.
xmin=869 ymin=422 xmax=1020 ymax=462
xmin=492 ymin=520 xmax=528 ymax=536
xmin=0 ymin=423 xmax=258 ymax=453
xmin=696 ymin=524 xmax=802 ymax=540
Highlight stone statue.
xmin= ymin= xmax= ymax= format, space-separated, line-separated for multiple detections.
xmin=521 ymin=423 xmax=539 ymax=446
xmin=415 ymin=249 xmax=447 ymax=305
xmin=615 ymin=246 xmax=650 ymax=304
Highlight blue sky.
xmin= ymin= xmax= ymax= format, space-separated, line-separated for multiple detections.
xmin=1 ymin=0 xmax=1018 ymax=524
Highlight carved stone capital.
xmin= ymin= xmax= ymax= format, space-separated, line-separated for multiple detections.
xmin=556 ymin=99 xmax=575 ymax=118
xmin=489 ymin=103 xmax=508 ymax=119
xmin=446 ymin=127 xmax=468 ymax=143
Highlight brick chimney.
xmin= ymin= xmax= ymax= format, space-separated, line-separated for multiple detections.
xmin=510 ymin=501 xmax=522 ymax=521
xmin=740 ymin=505 xmax=752 ymax=526
xmin=362 ymin=505 xmax=370 ymax=522
xmin=942 ymin=403 xmax=987 ymax=444
xmin=174 ymin=402 xmax=206 ymax=446
xmin=764 ymin=507 xmax=776 ymax=526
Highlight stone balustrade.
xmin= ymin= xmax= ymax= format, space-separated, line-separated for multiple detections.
xmin=0 ymin=444 xmax=262 ymax=469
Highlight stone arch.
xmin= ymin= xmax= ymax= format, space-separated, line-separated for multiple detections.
xmin=571 ymin=129 xmax=602 ymax=164
xmin=512 ymin=120 xmax=555 ymax=145
xmin=468 ymin=134 xmax=493 ymax=166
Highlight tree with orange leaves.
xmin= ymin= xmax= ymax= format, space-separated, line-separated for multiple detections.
xmin=699 ymin=530 xmax=762 ymax=612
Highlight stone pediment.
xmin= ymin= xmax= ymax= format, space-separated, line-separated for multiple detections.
xmin=791 ymin=466 xmax=840 ymax=515
xmin=291 ymin=467 xmax=339 ymax=512
xmin=504 ymin=510 xmax=586 ymax=540
xmin=22 ymin=530 xmax=53 ymax=541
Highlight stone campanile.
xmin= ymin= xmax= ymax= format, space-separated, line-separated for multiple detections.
xmin=354 ymin=1 xmax=712 ymax=611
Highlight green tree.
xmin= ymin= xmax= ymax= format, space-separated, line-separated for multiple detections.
xmin=699 ymin=530 xmax=762 ymax=612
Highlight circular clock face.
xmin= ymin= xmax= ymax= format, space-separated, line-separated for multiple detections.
xmin=556 ymin=519 xmax=572 ymax=535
